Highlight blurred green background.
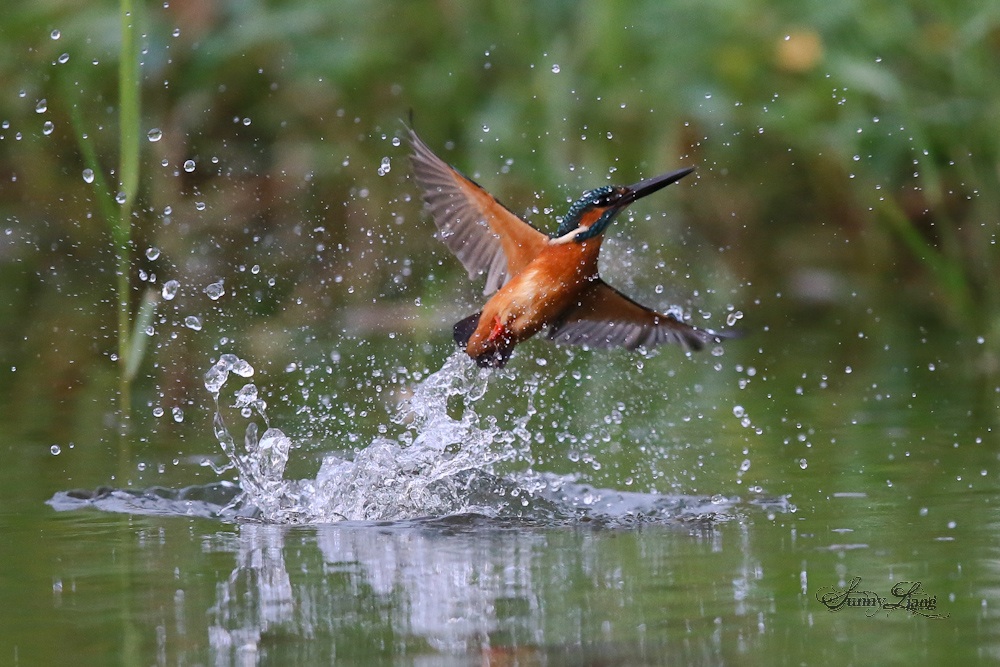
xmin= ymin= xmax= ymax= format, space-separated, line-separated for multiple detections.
xmin=1 ymin=0 xmax=998 ymax=479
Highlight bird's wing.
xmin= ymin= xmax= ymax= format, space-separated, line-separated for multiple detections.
xmin=409 ymin=128 xmax=549 ymax=294
xmin=548 ymin=279 xmax=729 ymax=351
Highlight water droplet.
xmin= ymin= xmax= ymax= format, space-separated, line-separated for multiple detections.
xmin=739 ymin=459 xmax=752 ymax=472
xmin=42 ymin=121 xmax=54 ymax=136
xmin=50 ymin=444 xmax=61 ymax=455
xmin=147 ymin=128 xmax=162 ymax=142
xmin=152 ymin=406 xmax=164 ymax=418
xmin=51 ymin=29 xmax=61 ymax=40
xmin=161 ymin=279 xmax=180 ymax=300
xmin=35 ymin=99 xmax=47 ymax=114
xmin=204 ymin=279 xmax=225 ymax=301
xmin=204 ymin=359 xmax=231 ymax=394
xmin=183 ymin=159 xmax=195 ymax=172
xmin=172 ymin=27 xmax=181 ymax=37
xmin=171 ymin=406 xmax=184 ymax=423
xmin=231 ymin=359 xmax=254 ymax=378
xmin=242 ymin=117 xmax=251 ymax=126
xmin=145 ymin=247 xmax=160 ymax=260
xmin=194 ymin=201 xmax=206 ymax=211
xmin=733 ymin=405 xmax=745 ymax=418
xmin=115 ymin=191 xmax=127 ymax=204
xmin=799 ymin=458 xmax=809 ymax=469
xmin=82 ymin=168 xmax=95 ymax=184
xmin=551 ymin=64 xmax=561 ymax=73
xmin=184 ymin=315 xmax=202 ymax=331
xmin=377 ymin=156 xmax=391 ymax=176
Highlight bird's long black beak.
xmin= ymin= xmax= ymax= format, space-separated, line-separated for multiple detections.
xmin=617 ymin=166 xmax=695 ymax=208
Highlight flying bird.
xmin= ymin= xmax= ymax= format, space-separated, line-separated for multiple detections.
xmin=409 ymin=128 xmax=734 ymax=368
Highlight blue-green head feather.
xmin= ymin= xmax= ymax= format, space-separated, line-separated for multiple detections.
xmin=554 ymin=186 xmax=621 ymax=241
xmin=551 ymin=166 xmax=695 ymax=243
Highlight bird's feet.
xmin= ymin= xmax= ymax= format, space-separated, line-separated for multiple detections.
xmin=487 ymin=315 xmax=508 ymax=343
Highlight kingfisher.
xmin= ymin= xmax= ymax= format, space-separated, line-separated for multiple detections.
xmin=409 ymin=128 xmax=734 ymax=368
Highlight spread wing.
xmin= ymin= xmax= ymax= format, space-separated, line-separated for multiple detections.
xmin=548 ymin=280 xmax=730 ymax=351
xmin=409 ymin=128 xmax=549 ymax=295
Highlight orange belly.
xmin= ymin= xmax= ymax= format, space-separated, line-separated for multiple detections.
xmin=465 ymin=241 xmax=601 ymax=360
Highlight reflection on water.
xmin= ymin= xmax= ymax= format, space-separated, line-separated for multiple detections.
xmin=202 ymin=519 xmax=760 ymax=664
xmin=22 ymin=490 xmax=1000 ymax=666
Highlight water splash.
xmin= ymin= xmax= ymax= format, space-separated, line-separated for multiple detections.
xmin=205 ymin=352 xmax=531 ymax=522
xmin=196 ymin=352 xmax=788 ymax=526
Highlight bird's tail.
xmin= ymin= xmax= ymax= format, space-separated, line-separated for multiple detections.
xmin=453 ymin=312 xmax=481 ymax=348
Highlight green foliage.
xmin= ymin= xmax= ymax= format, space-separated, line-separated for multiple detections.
xmin=1 ymin=0 xmax=999 ymax=430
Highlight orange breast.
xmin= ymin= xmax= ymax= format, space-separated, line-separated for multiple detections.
xmin=466 ymin=239 xmax=603 ymax=356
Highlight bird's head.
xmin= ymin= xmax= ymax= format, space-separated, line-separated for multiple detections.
xmin=555 ymin=166 xmax=695 ymax=242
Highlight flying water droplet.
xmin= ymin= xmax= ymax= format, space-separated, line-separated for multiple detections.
xmin=204 ymin=279 xmax=225 ymax=301
xmin=145 ymin=247 xmax=160 ymax=260
xmin=147 ymin=128 xmax=162 ymax=142
xmin=50 ymin=444 xmax=61 ymax=455
xmin=171 ymin=406 xmax=184 ymax=423
xmin=377 ymin=156 xmax=391 ymax=176
xmin=204 ymin=362 xmax=230 ymax=395
xmin=232 ymin=359 xmax=254 ymax=378
xmin=551 ymin=63 xmax=561 ymax=73
xmin=57 ymin=53 xmax=69 ymax=64
xmin=42 ymin=121 xmax=54 ymax=136
xmin=183 ymin=159 xmax=195 ymax=172
xmin=184 ymin=315 xmax=202 ymax=331
xmin=35 ymin=99 xmax=47 ymax=114
xmin=82 ymin=169 xmax=95 ymax=184
xmin=161 ymin=279 xmax=180 ymax=300
xmin=234 ymin=383 xmax=259 ymax=408
xmin=50 ymin=29 xmax=61 ymax=40
xmin=115 ymin=191 xmax=127 ymax=204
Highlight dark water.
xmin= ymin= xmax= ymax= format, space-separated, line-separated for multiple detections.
xmin=4 ymin=320 xmax=1000 ymax=665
